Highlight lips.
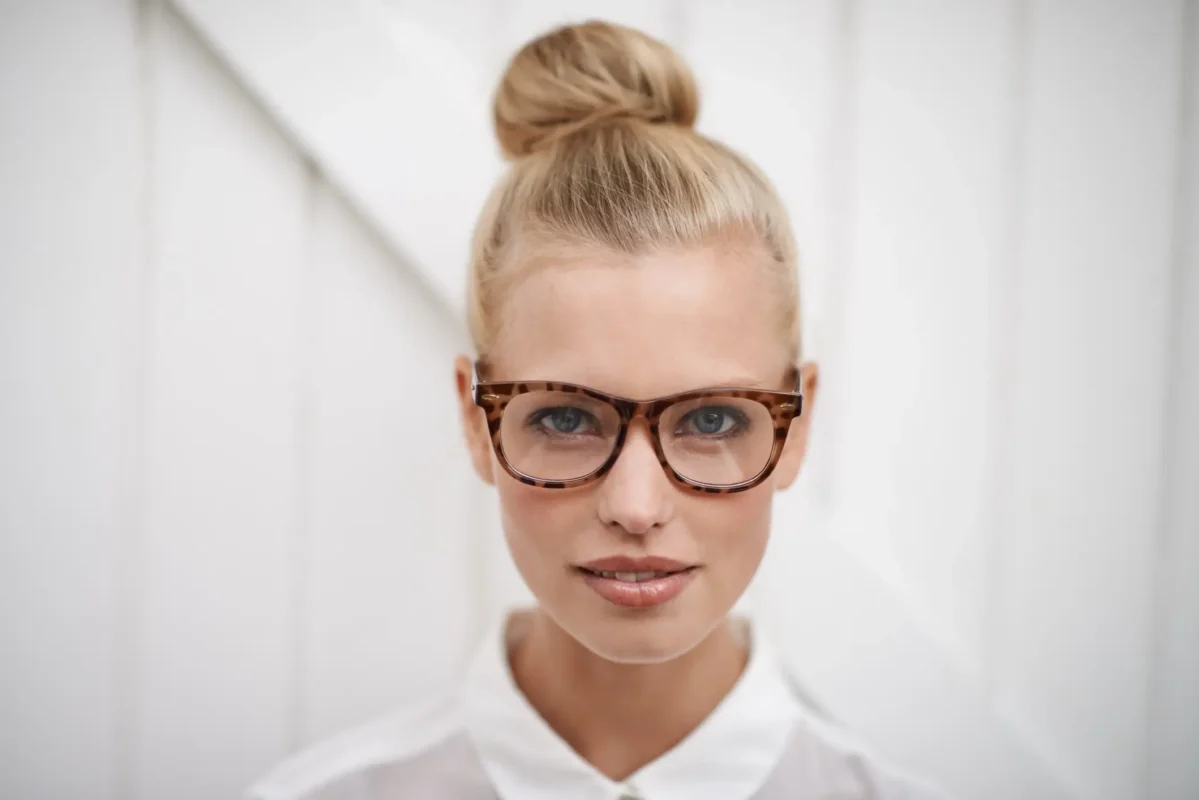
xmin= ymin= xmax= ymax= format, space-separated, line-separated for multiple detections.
xmin=578 ymin=555 xmax=694 ymax=573
xmin=574 ymin=556 xmax=698 ymax=608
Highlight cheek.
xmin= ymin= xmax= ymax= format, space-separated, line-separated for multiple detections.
xmin=686 ymin=489 xmax=773 ymax=572
xmin=496 ymin=476 xmax=591 ymax=570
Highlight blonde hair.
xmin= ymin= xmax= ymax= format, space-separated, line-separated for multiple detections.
xmin=468 ymin=20 xmax=801 ymax=364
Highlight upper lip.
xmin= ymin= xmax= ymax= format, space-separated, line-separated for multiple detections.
xmin=577 ymin=555 xmax=695 ymax=573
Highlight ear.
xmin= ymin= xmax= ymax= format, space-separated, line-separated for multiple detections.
xmin=454 ymin=354 xmax=496 ymax=485
xmin=772 ymin=362 xmax=819 ymax=492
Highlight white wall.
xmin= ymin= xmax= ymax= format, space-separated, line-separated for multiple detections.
xmin=0 ymin=1 xmax=1195 ymax=799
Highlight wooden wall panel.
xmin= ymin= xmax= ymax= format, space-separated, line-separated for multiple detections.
xmin=300 ymin=179 xmax=478 ymax=741
xmin=831 ymin=0 xmax=1016 ymax=671
xmin=991 ymin=2 xmax=1185 ymax=797
xmin=1148 ymin=3 xmax=1199 ymax=797
xmin=133 ymin=6 xmax=306 ymax=797
xmin=0 ymin=2 xmax=143 ymax=798
xmin=387 ymin=0 xmax=498 ymax=91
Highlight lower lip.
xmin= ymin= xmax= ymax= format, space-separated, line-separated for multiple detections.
xmin=578 ymin=568 xmax=698 ymax=608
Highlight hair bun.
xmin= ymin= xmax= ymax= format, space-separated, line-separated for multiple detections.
xmin=493 ymin=20 xmax=699 ymax=159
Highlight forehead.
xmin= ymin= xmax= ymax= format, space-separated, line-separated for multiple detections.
xmin=488 ymin=244 xmax=788 ymax=397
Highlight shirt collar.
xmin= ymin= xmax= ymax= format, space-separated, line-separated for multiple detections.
xmin=460 ymin=610 xmax=801 ymax=800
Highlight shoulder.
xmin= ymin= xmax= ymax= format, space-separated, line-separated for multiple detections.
xmin=767 ymin=705 xmax=951 ymax=799
xmin=246 ymin=689 xmax=492 ymax=800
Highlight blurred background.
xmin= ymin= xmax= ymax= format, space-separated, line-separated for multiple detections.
xmin=1 ymin=1 xmax=1196 ymax=798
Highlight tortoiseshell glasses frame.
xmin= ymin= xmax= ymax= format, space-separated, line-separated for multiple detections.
xmin=470 ymin=363 xmax=803 ymax=494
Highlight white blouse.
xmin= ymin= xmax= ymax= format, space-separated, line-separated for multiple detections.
xmin=249 ymin=611 xmax=948 ymax=800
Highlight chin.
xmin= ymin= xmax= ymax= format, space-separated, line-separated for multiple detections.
xmin=552 ymin=601 xmax=724 ymax=665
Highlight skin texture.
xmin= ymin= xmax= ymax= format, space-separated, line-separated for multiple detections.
xmin=454 ymin=242 xmax=819 ymax=780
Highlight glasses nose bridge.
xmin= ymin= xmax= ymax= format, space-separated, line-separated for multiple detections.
xmin=613 ymin=397 xmax=667 ymax=428
xmin=611 ymin=398 xmax=671 ymax=467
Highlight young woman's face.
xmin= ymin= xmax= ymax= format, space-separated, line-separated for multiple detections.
xmin=456 ymin=244 xmax=817 ymax=664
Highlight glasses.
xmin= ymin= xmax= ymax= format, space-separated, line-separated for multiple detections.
xmin=471 ymin=364 xmax=803 ymax=493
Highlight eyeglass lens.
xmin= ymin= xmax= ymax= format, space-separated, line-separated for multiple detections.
xmin=497 ymin=390 xmax=776 ymax=486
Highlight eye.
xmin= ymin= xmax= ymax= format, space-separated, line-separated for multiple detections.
xmin=530 ymin=406 xmax=598 ymax=435
xmin=678 ymin=406 xmax=746 ymax=437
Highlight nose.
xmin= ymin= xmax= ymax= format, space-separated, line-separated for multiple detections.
xmin=595 ymin=420 xmax=674 ymax=536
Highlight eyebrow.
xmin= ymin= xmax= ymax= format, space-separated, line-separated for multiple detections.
xmin=702 ymin=377 xmax=767 ymax=389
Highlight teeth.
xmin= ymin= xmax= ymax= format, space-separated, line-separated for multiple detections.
xmin=593 ymin=570 xmax=671 ymax=582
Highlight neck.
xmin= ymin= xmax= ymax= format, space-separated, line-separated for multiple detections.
xmin=508 ymin=609 xmax=748 ymax=782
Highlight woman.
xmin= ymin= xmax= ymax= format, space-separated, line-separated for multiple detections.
xmin=251 ymin=20 xmax=946 ymax=800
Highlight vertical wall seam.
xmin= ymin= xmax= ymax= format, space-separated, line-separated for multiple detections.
xmin=113 ymin=1 xmax=159 ymax=797
xmin=810 ymin=0 xmax=860 ymax=511
xmin=287 ymin=161 xmax=321 ymax=750
xmin=1144 ymin=1 xmax=1196 ymax=796
xmin=979 ymin=0 xmax=1031 ymax=704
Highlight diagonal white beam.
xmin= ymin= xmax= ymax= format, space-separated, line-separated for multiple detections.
xmin=761 ymin=495 xmax=1083 ymax=800
xmin=167 ymin=0 xmax=504 ymax=321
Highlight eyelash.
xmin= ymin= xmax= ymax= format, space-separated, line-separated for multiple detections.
xmin=527 ymin=407 xmax=601 ymax=436
xmin=675 ymin=407 xmax=750 ymax=439
xmin=525 ymin=406 xmax=751 ymax=440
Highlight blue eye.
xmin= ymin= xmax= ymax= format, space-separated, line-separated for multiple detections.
xmin=531 ymin=407 xmax=596 ymax=435
xmin=679 ymin=406 xmax=746 ymax=437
